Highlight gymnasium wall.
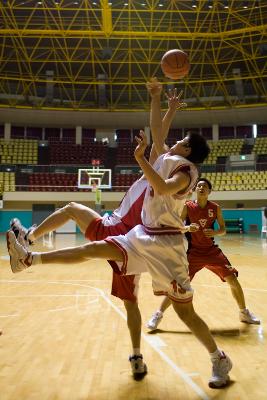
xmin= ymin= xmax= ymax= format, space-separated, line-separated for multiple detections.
xmin=222 ymin=209 xmax=263 ymax=234
xmin=0 ymin=197 xmax=266 ymax=234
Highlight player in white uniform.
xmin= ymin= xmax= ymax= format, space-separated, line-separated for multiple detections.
xmin=9 ymin=84 xmax=185 ymax=380
xmin=105 ymin=151 xmax=198 ymax=303
xmin=7 ymin=79 xmax=233 ymax=388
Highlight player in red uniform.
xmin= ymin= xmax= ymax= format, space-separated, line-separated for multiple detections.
xmin=9 ymin=84 xmax=186 ymax=380
xmin=147 ymin=177 xmax=260 ymax=330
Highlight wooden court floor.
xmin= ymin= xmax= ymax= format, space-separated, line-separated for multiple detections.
xmin=0 ymin=233 xmax=266 ymax=400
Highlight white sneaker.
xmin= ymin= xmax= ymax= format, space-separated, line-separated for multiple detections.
xmin=239 ymin=309 xmax=260 ymax=325
xmin=6 ymin=230 xmax=32 ymax=273
xmin=146 ymin=311 xmax=163 ymax=331
xmin=209 ymin=352 xmax=232 ymax=389
xmin=129 ymin=354 xmax=147 ymax=380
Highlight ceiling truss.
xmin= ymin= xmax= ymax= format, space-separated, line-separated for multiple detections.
xmin=0 ymin=0 xmax=266 ymax=111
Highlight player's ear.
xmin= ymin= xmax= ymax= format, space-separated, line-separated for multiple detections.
xmin=185 ymin=146 xmax=191 ymax=156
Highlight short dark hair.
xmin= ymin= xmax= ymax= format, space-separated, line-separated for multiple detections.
xmin=186 ymin=131 xmax=210 ymax=164
xmin=197 ymin=177 xmax=212 ymax=190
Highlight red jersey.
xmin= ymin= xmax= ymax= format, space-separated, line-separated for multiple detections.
xmin=186 ymin=200 xmax=219 ymax=250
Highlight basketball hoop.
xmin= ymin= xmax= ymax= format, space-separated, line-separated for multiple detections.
xmin=77 ymin=168 xmax=112 ymax=190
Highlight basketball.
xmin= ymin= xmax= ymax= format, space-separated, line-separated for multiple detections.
xmin=161 ymin=49 xmax=190 ymax=80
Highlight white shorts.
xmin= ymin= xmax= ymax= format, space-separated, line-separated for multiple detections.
xmin=105 ymin=225 xmax=193 ymax=303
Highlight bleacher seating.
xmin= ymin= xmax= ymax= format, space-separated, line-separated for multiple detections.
xmin=116 ymin=143 xmax=151 ymax=165
xmin=203 ymin=139 xmax=244 ymax=165
xmin=82 ymin=128 xmax=96 ymax=144
xmin=0 ymin=131 xmax=265 ymax=193
xmin=0 ymin=139 xmax=38 ymax=165
xmin=28 ymin=173 xmax=78 ymax=192
xmin=115 ymin=129 xmax=132 ymax=144
xmin=201 ymin=171 xmax=267 ymax=191
xmin=166 ymin=128 xmax=183 ymax=146
xmin=112 ymin=173 xmax=141 ymax=191
xmin=252 ymin=137 xmax=267 ymax=155
xmin=0 ymin=172 xmax=16 ymax=192
xmin=49 ymin=142 xmax=108 ymax=165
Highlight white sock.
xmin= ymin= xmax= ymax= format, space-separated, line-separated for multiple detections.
xmin=210 ymin=348 xmax=223 ymax=362
xmin=240 ymin=308 xmax=247 ymax=313
xmin=132 ymin=348 xmax=141 ymax=356
xmin=31 ymin=253 xmax=42 ymax=265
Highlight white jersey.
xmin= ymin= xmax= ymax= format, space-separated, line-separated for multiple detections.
xmin=105 ymin=153 xmax=198 ymax=302
xmin=142 ymin=153 xmax=199 ymax=230
xmin=102 ymin=177 xmax=147 ymax=228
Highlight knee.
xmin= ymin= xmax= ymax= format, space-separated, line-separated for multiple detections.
xmin=124 ymin=300 xmax=140 ymax=313
xmin=124 ymin=300 xmax=141 ymax=319
xmin=63 ymin=202 xmax=79 ymax=218
xmin=172 ymin=303 xmax=194 ymax=323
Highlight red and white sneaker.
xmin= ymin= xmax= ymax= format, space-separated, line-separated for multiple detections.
xmin=209 ymin=352 xmax=232 ymax=388
xmin=6 ymin=230 xmax=32 ymax=273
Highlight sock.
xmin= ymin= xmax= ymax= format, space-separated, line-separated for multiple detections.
xmin=210 ymin=348 xmax=223 ymax=362
xmin=132 ymin=348 xmax=141 ymax=356
xmin=31 ymin=253 xmax=42 ymax=265
xmin=240 ymin=308 xmax=247 ymax=313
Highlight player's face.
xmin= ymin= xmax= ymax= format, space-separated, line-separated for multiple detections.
xmin=169 ymin=136 xmax=191 ymax=157
xmin=196 ymin=181 xmax=211 ymax=197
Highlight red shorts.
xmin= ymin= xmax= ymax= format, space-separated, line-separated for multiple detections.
xmin=188 ymin=245 xmax=238 ymax=282
xmin=85 ymin=218 xmax=140 ymax=303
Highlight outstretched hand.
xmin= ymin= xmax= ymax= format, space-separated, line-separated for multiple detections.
xmin=165 ymin=88 xmax=187 ymax=110
xmin=146 ymin=77 xmax=163 ymax=97
xmin=134 ymin=130 xmax=148 ymax=160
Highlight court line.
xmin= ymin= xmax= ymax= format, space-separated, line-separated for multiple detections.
xmin=0 ymin=294 xmax=97 ymax=297
xmin=0 ymin=314 xmax=20 ymax=318
xmin=1 ymin=278 xmax=266 ymax=293
xmin=0 ymin=279 xmax=210 ymax=400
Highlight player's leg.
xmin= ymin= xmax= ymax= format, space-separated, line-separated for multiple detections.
xmin=111 ymin=273 xmax=147 ymax=379
xmin=171 ymin=300 xmax=232 ymax=388
xmin=11 ymin=202 xmax=100 ymax=244
xmin=124 ymin=299 xmax=147 ymax=380
xmin=206 ymin=259 xmax=261 ymax=325
xmin=224 ymin=274 xmax=260 ymax=324
xmin=7 ymin=231 xmax=123 ymax=273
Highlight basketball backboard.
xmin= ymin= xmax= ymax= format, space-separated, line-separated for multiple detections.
xmin=78 ymin=168 xmax=112 ymax=189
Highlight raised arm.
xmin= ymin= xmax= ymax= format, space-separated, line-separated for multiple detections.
xmin=147 ymin=79 xmax=165 ymax=159
xmin=147 ymin=78 xmax=187 ymax=164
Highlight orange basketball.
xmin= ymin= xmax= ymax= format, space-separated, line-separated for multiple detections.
xmin=161 ymin=49 xmax=190 ymax=80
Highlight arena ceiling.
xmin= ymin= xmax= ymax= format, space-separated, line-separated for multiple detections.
xmin=0 ymin=0 xmax=267 ymax=112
